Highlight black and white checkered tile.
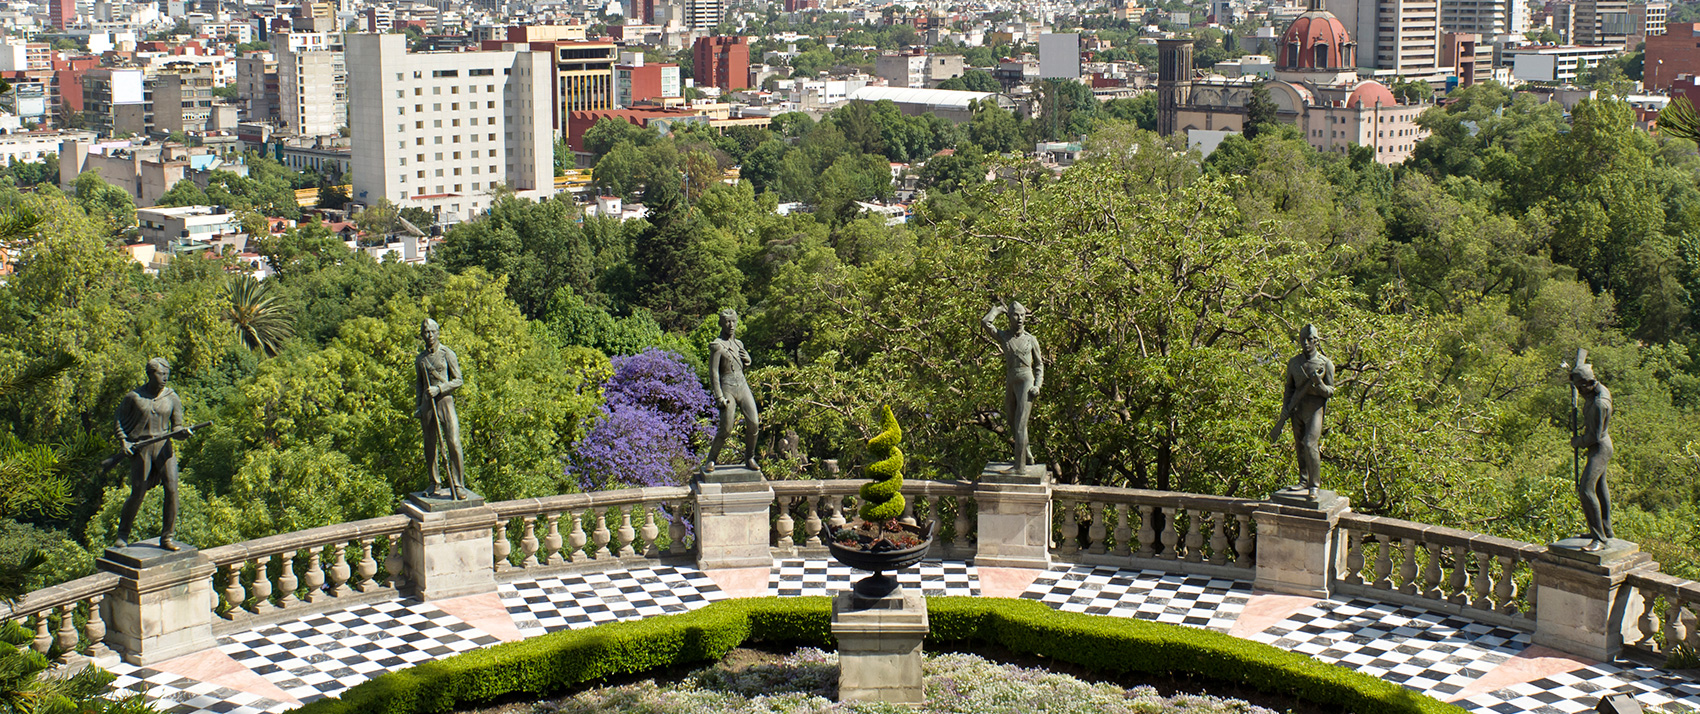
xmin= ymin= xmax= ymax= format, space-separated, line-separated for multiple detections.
xmin=768 ymin=558 xmax=979 ymax=598
xmin=1019 ymin=565 xmax=1251 ymax=632
xmin=218 ymin=599 xmax=501 ymax=704
xmin=501 ymin=565 xmax=728 ymax=638
xmin=106 ymin=665 xmax=293 ymax=714
xmin=1248 ymin=598 xmax=1528 ymax=700
xmin=1459 ymin=659 xmax=1700 ymax=713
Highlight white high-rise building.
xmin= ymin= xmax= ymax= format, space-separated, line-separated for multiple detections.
xmin=277 ymin=37 xmax=346 ymax=137
xmin=1329 ymin=0 xmax=1443 ymax=78
xmin=683 ymin=0 xmax=723 ymax=31
xmin=346 ymin=33 xmax=555 ymax=222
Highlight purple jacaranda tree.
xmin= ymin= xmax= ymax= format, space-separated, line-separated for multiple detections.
xmin=568 ymin=348 xmax=714 ymax=491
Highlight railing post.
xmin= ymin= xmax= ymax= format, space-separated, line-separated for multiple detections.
xmin=96 ymin=545 xmax=216 ymax=665
xmin=693 ymin=466 xmax=776 ymax=570
xmin=1251 ymin=491 xmax=1349 ymax=598
xmin=1531 ymin=540 xmax=1657 ymax=660
xmin=973 ymin=462 xmax=1052 ymax=570
xmin=398 ymin=489 xmax=498 ymax=601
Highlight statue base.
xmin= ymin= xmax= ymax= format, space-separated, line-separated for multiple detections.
xmin=978 ymin=461 xmax=1047 ymax=485
xmin=697 ymin=465 xmax=764 ymax=484
xmin=1268 ymin=486 xmax=1343 ymax=511
xmin=1547 ymin=537 xmax=1640 ymax=565
xmin=100 ymin=543 xmax=199 ymax=570
xmin=407 ymin=489 xmax=486 ymax=512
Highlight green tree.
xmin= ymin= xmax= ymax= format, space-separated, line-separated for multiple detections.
xmin=968 ymin=98 xmax=1024 ymax=153
xmin=225 ymin=274 xmax=295 ymax=356
xmin=71 ymin=171 xmax=135 ymax=229
xmin=1243 ymin=84 xmax=1280 ymax=140
xmin=156 ymin=179 xmax=210 ymax=207
xmin=436 ymin=195 xmax=596 ymax=318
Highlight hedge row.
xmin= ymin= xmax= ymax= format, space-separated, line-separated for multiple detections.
xmin=291 ymin=596 xmax=1467 ymax=714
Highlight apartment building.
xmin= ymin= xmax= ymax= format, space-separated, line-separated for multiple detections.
xmin=235 ymin=54 xmax=277 ymax=123
xmin=684 ymin=0 xmax=725 ymax=31
xmin=1329 ymin=0 xmax=1444 ymax=79
xmin=153 ymin=66 xmax=216 ymax=135
xmin=82 ymin=67 xmax=145 ymax=137
xmin=346 ymin=33 xmax=554 ymax=222
xmin=694 ymin=36 xmax=749 ymax=92
xmin=1440 ymin=0 xmax=1528 ymax=35
xmin=614 ymin=54 xmax=680 ymax=107
xmin=276 ymin=33 xmax=347 ymax=137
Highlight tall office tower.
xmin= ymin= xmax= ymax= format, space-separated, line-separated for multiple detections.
xmin=279 ymin=49 xmax=341 ymax=136
xmin=693 ymin=35 xmax=748 ymax=91
xmin=1328 ymin=0 xmax=1442 ymax=76
xmin=49 ymin=0 xmax=75 ymax=28
xmin=346 ymin=33 xmax=555 ymax=220
xmin=1441 ymin=0 xmax=1510 ymax=35
xmin=683 ymin=0 xmax=724 ymax=31
xmin=1574 ymin=0 xmax=1633 ymax=45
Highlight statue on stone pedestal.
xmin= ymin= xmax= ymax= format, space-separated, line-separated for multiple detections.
xmin=1270 ymin=324 xmax=1335 ymax=496
xmin=1569 ymin=350 xmax=1615 ymax=552
xmin=416 ymin=318 xmax=467 ymax=500
xmin=115 ymin=358 xmax=197 ymax=550
xmin=982 ymin=301 xmax=1044 ymax=473
xmin=701 ymin=309 xmax=760 ymax=473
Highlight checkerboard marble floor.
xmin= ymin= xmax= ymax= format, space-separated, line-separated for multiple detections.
xmin=92 ymin=558 xmax=1700 ymax=714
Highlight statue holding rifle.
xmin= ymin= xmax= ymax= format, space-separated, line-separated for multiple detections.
xmin=1568 ymin=349 xmax=1615 ymax=552
xmin=1269 ymin=324 xmax=1335 ymax=496
xmin=416 ymin=318 xmax=467 ymax=500
xmin=113 ymin=358 xmax=209 ymax=550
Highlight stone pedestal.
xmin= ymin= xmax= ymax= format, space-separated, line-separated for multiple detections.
xmin=1252 ymin=491 xmax=1349 ymax=598
xmin=693 ymin=468 xmax=774 ymax=570
xmin=97 ymin=545 xmax=215 ymax=666
xmin=400 ymin=490 xmax=497 ymax=601
xmin=973 ymin=463 xmax=1051 ymax=569
xmin=832 ymin=589 xmax=928 ymax=704
xmin=1533 ymin=538 xmax=1656 ymax=661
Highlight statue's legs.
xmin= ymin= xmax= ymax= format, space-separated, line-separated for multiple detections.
xmin=439 ymin=398 xmax=466 ymax=497
xmin=1579 ymin=445 xmax=1613 ymax=544
xmin=158 ymin=450 xmax=179 ymax=549
xmin=422 ymin=413 xmax=441 ymax=493
xmin=734 ymin=389 xmax=760 ymax=470
xmin=1291 ymin=407 xmax=1323 ymax=492
xmin=1008 ymin=373 xmax=1035 ymax=472
xmin=702 ymin=400 xmax=735 ymax=473
xmin=116 ymin=443 xmax=163 ymax=546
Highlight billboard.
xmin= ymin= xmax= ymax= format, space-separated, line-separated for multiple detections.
xmin=1038 ymin=33 xmax=1081 ymax=80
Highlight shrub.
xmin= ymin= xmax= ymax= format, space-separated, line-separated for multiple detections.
xmin=857 ymin=405 xmax=904 ymax=522
xmin=292 ymin=597 xmax=1467 ymax=714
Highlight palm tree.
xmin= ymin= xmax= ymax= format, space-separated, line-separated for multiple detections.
xmin=1660 ymin=96 xmax=1700 ymax=144
xmin=225 ymin=274 xmax=294 ymax=357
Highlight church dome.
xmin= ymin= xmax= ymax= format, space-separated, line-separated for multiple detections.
xmin=1346 ymin=80 xmax=1397 ymax=108
xmin=1277 ymin=1 xmax=1355 ymax=71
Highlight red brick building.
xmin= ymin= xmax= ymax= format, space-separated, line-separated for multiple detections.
xmin=49 ymin=0 xmax=74 ymax=29
xmin=692 ymin=36 xmax=749 ymax=92
xmin=1645 ymin=23 xmax=1700 ymax=91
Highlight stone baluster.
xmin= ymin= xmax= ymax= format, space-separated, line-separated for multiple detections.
xmin=1636 ymin=590 xmax=1658 ymax=649
xmin=827 ymin=496 xmax=847 ymax=533
xmin=641 ymin=507 xmax=661 ymax=557
xmin=328 ymin=544 xmax=350 ymax=598
xmin=774 ymin=498 xmax=796 ymax=555
xmin=1665 ymin=598 xmax=1685 ymax=653
xmin=357 ymin=538 xmax=378 ymax=591
xmin=1447 ymin=545 xmax=1469 ymax=605
xmin=220 ymin=565 xmax=243 ymax=616
xmin=1494 ymin=555 xmax=1518 ymax=614
xmin=1112 ymin=503 xmax=1132 ymax=557
xmin=900 ymin=497 xmax=917 ymax=527
xmin=617 ymin=506 xmax=637 ymax=557
xmin=520 ymin=516 xmax=540 ymax=568
xmin=1183 ymin=509 xmax=1205 ymax=564
xmin=32 ymin=613 xmax=50 ymax=654
xmin=1343 ymin=529 xmax=1364 ymax=585
xmin=384 ymin=533 xmax=404 ymax=588
xmin=492 ymin=521 xmax=511 ymax=572
xmin=1136 ymin=505 xmax=1156 ymax=557
xmin=304 ymin=548 xmax=325 ymax=603
xmin=1208 ymin=511 xmax=1229 ymax=566
xmin=84 ymin=595 xmax=110 ymax=659
xmin=1234 ymin=514 xmax=1255 ymax=565
xmin=1159 ymin=507 xmax=1180 ymax=560
xmin=1471 ymin=551 xmax=1494 ymax=610
xmin=1372 ymin=536 xmax=1393 ymax=590
xmin=1422 ymin=541 xmax=1442 ymax=599
xmin=250 ymin=556 xmax=275 ymax=614
xmin=276 ymin=551 xmax=300 ymax=608
xmin=668 ymin=504 xmax=688 ymax=556
xmin=1398 ymin=538 xmax=1419 ymax=595
xmin=55 ymin=603 xmax=78 ymax=655
xmin=1057 ymin=499 xmax=1079 ymax=555
xmin=953 ymin=496 xmax=972 ymax=549
xmin=545 ymin=513 xmax=566 ymax=566
xmin=592 ymin=507 xmax=612 ymax=559
xmin=568 ymin=509 xmax=588 ymax=562
xmin=1088 ymin=501 xmax=1108 ymax=555
xmin=804 ymin=498 xmax=824 ymax=547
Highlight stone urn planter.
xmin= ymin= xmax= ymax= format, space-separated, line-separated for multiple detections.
xmin=828 ymin=521 xmax=935 ymax=600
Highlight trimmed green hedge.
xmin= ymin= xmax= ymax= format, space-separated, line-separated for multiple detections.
xmin=290 ymin=596 xmax=1467 ymax=714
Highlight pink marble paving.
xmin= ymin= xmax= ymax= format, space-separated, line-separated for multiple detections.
xmin=152 ymin=647 xmax=299 ymax=705
xmin=1228 ymin=592 xmax=1321 ymax=638
xmin=704 ymin=567 xmax=771 ymax=598
xmin=434 ymin=591 xmax=524 ymax=642
xmin=1447 ymin=644 xmax=1599 ymax=701
xmin=977 ymin=566 xmax=1043 ymax=598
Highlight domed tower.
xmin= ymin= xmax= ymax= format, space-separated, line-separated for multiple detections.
xmin=1277 ymin=0 xmax=1356 ymax=74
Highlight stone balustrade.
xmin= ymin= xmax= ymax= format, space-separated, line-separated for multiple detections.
xmin=1335 ymin=513 xmax=1543 ymax=629
xmin=14 ymin=471 xmax=1694 ymax=668
xmin=1051 ymin=486 xmax=1259 ymax=578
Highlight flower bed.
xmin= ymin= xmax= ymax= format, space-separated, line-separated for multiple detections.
xmin=527 ymin=648 xmax=1280 ymax=714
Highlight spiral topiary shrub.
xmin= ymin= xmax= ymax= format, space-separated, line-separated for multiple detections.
xmin=858 ymin=405 xmax=905 ymax=522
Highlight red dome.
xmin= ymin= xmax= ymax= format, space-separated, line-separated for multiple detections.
xmin=1346 ymin=81 xmax=1397 ymax=108
xmin=1277 ymin=10 xmax=1354 ymax=71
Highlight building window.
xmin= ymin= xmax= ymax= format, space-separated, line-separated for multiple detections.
xmin=452 ymin=103 xmax=459 ymax=110
xmin=433 ymin=103 xmax=441 ymax=111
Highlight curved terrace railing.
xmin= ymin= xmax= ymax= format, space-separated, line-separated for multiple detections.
xmin=3 ymin=474 xmax=1682 ymax=670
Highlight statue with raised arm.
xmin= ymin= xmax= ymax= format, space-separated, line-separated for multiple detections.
xmin=115 ymin=358 xmax=196 ymax=550
xmin=701 ymin=309 xmax=761 ymax=473
xmin=1570 ymin=353 xmax=1615 ymax=552
xmin=416 ymin=318 xmax=467 ymax=500
xmin=983 ymin=301 xmax=1044 ymax=473
xmin=1270 ymin=324 xmax=1336 ymax=496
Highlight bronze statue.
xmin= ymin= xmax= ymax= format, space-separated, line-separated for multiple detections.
xmin=702 ymin=309 xmax=760 ymax=473
xmin=115 ymin=358 xmax=196 ymax=550
xmin=983 ymin=301 xmax=1044 ymax=472
xmin=1270 ymin=324 xmax=1335 ymax=495
xmin=416 ymin=318 xmax=467 ymax=499
xmin=1570 ymin=351 xmax=1614 ymax=552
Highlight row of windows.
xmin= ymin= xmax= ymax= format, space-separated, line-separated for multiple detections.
xmin=395 ymin=84 xmax=502 ymax=97
xmin=402 ymin=165 xmax=499 ymax=179
xmin=397 ymin=101 xmax=502 ymax=114
xmin=398 ymin=173 xmax=516 ymax=198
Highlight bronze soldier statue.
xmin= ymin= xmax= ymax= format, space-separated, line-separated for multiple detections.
xmin=115 ymin=358 xmax=196 ymax=550
xmin=1271 ymin=324 xmax=1336 ymax=496
xmin=416 ymin=318 xmax=467 ymax=499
